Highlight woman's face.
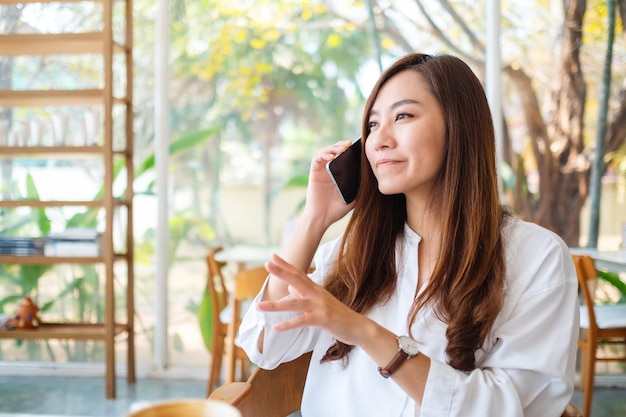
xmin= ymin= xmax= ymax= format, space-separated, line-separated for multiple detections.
xmin=365 ymin=70 xmax=447 ymax=200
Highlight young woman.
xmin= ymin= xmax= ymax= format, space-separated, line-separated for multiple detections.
xmin=237 ymin=53 xmax=579 ymax=417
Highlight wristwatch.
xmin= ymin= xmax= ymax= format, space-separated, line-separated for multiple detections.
xmin=378 ymin=335 xmax=420 ymax=378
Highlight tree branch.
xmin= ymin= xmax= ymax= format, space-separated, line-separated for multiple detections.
xmin=436 ymin=0 xmax=485 ymax=54
xmin=411 ymin=0 xmax=479 ymax=65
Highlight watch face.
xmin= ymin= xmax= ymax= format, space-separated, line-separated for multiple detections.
xmin=398 ymin=336 xmax=420 ymax=356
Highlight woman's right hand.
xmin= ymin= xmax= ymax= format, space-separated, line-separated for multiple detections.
xmin=302 ymin=141 xmax=357 ymax=229
xmin=262 ymin=141 xmax=358 ymax=308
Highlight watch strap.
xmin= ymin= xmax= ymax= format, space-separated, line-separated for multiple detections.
xmin=377 ymin=348 xmax=410 ymax=378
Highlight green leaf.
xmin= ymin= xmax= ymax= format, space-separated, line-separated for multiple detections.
xmin=25 ymin=173 xmax=51 ymax=235
xmin=39 ymin=300 xmax=56 ymax=313
xmin=598 ymin=270 xmax=626 ymax=301
xmin=0 ymin=294 xmax=25 ymax=315
xmin=18 ymin=265 xmax=49 ymax=294
xmin=197 ymin=289 xmax=215 ymax=349
xmin=136 ymin=127 xmax=221 ymax=179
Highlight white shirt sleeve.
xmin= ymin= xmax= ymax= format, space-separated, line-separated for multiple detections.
xmin=236 ymin=279 xmax=321 ymax=369
xmin=236 ymin=238 xmax=340 ymax=370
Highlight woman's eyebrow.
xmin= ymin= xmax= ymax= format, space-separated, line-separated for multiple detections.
xmin=369 ymin=99 xmax=421 ymax=117
xmin=391 ymin=99 xmax=420 ymax=109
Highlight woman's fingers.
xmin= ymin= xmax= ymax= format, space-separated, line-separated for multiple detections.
xmin=264 ymin=253 xmax=316 ymax=296
xmin=312 ymin=141 xmax=353 ymax=166
xmin=261 ymin=252 xmax=362 ymax=344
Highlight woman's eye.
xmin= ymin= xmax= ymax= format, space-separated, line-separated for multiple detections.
xmin=396 ymin=113 xmax=411 ymax=121
xmin=368 ymin=120 xmax=379 ymax=129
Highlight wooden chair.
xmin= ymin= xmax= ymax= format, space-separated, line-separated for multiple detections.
xmin=209 ymin=351 xmax=581 ymax=417
xmin=201 ymin=247 xmax=229 ymax=396
xmin=210 ymin=352 xmax=312 ymax=417
xmin=201 ymin=247 xmax=259 ymax=396
xmin=223 ymin=265 xmax=269 ymax=384
xmin=571 ymin=254 xmax=626 ymax=417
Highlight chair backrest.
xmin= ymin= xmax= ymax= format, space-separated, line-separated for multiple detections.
xmin=223 ymin=265 xmax=269 ymax=383
xmin=210 ymin=352 xmax=312 ymax=417
xmin=227 ymin=265 xmax=268 ymax=344
xmin=199 ymin=247 xmax=229 ymax=353
xmin=572 ymin=254 xmax=599 ymax=331
xmin=207 ymin=247 xmax=229 ymax=311
xmin=230 ymin=265 xmax=268 ymax=321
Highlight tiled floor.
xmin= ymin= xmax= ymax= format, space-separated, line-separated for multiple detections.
xmin=0 ymin=374 xmax=625 ymax=417
xmin=0 ymin=375 xmax=206 ymax=417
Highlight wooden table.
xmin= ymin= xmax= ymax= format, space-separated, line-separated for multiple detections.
xmin=214 ymin=245 xmax=279 ymax=271
xmin=569 ymin=248 xmax=626 ymax=274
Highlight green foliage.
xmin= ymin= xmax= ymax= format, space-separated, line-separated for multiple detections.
xmin=598 ymin=270 xmax=626 ymax=303
xmin=136 ymin=127 xmax=221 ymax=186
xmin=196 ymin=290 xmax=215 ymax=349
xmin=168 ymin=0 xmax=369 ymax=145
xmin=0 ymin=174 xmax=52 ymax=315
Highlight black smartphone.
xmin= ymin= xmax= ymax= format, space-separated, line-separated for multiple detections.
xmin=326 ymin=138 xmax=362 ymax=204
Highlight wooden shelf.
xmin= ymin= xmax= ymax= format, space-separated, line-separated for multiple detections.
xmin=0 ymin=33 xmax=127 ymax=56
xmin=0 ymin=89 xmax=129 ymax=106
xmin=0 ymin=146 xmax=106 ymax=156
xmin=0 ymin=147 xmax=130 ymax=158
xmin=0 ymin=253 xmax=129 ymax=265
xmin=0 ymin=255 xmax=102 ymax=265
xmin=1 ymin=0 xmax=135 ymax=399
xmin=0 ymin=199 xmax=132 ymax=208
xmin=0 ymin=200 xmax=104 ymax=208
xmin=0 ymin=323 xmax=128 ymax=340
xmin=0 ymin=0 xmax=104 ymax=4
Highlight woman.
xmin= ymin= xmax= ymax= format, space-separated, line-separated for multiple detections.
xmin=238 ymin=53 xmax=579 ymax=416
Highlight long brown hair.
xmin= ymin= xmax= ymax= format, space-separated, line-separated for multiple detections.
xmin=322 ymin=53 xmax=507 ymax=371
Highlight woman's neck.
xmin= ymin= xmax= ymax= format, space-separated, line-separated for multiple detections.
xmin=405 ymin=194 xmax=443 ymax=242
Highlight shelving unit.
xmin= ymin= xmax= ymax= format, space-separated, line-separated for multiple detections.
xmin=0 ymin=0 xmax=134 ymax=399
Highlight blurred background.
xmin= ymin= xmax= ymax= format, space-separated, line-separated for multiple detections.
xmin=0 ymin=0 xmax=625 ymax=379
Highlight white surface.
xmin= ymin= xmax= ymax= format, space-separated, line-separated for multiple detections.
xmin=214 ymin=245 xmax=279 ymax=266
xmin=569 ymin=247 xmax=626 ymax=273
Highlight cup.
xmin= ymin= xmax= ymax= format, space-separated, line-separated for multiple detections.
xmin=0 ymin=120 xmax=8 ymax=146
xmin=52 ymin=113 xmax=68 ymax=146
xmin=30 ymin=119 xmax=43 ymax=146
xmin=126 ymin=399 xmax=242 ymax=417
xmin=8 ymin=130 xmax=19 ymax=147
xmin=19 ymin=121 xmax=30 ymax=146
xmin=83 ymin=109 xmax=100 ymax=146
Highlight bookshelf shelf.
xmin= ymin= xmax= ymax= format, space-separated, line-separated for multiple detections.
xmin=0 ymin=323 xmax=129 ymax=341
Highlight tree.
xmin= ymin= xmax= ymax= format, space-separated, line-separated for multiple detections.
xmin=164 ymin=0 xmax=372 ymax=242
xmin=324 ymin=0 xmax=626 ymax=246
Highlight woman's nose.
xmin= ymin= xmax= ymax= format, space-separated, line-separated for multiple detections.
xmin=370 ymin=126 xmax=394 ymax=150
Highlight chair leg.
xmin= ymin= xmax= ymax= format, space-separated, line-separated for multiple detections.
xmin=582 ymin=343 xmax=597 ymax=417
xmin=240 ymin=356 xmax=248 ymax=381
xmin=207 ymin=336 xmax=225 ymax=397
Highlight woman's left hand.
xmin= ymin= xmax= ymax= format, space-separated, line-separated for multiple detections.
xmin=258 ymin=253 xmax=368 ymax=347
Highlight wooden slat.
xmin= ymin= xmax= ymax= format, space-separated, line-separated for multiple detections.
xmin=0 ymin=0 xmax=103 ymax=4
xmin=0 ymin=145 xmax=105 ymax=156
xmin=0 ymin=89 xmax=128 ymax=106
xmin=0 ymin=199 xmax=103 ymax=208
xmin=0 ymin=255 xmax=103 ymax=264
xmin=0 ymin=33 xmax=127 ymax=56
xmin=0 ymin=323 xmax=127 ymax=340
xmin=0 ymin=254 xmax=133 ymax=265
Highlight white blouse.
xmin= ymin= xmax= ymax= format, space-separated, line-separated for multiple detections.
xmin=237 ymin=218 xmax=579 ymax=417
